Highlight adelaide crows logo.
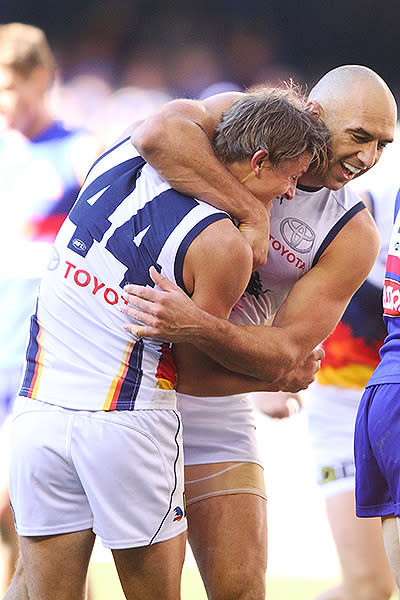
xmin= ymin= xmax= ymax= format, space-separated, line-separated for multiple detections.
xmin=245 ymin=271 xmax=270 ymax=299
xmin=173 ymin=506 xmax=184 ymax=521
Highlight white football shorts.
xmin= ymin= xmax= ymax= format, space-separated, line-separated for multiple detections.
xmin=305 ymin=382 xmax=361 ymax=498
xmin=9 ymin=396 xmax=187 ymax=548
xmin=177 ymin=392 xmax=262 ymax=466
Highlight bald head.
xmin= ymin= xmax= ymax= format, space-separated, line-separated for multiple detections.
xmin=309 ymin=65 xmax=397 ymax=121
xmin=301 ymin=65 xmax=397 ymax=190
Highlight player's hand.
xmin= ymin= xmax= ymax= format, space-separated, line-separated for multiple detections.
xmin=238 ymin=206 xmax=270 ymax=270
xmin=121 ymin=267 xmax=203 ymax=342
xmin=274 ymin=347 xmax=324 ymax=393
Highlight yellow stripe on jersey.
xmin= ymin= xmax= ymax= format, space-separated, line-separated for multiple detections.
xmin=156 ymin=377 xmax=176 ymax=390
xmin=30 ymin=324 xmax=46 ymax=398
xmin=103 ymin=339 xmax=136 ymax=410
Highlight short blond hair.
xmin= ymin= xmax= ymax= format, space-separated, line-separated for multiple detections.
xmin=213 ymin=85 xmax=330 ymax=172
xmin=0 ymin=23 xmax=56 ymax=79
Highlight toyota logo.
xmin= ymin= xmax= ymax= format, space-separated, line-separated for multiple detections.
xmin=280 ymin=218 xmax=315 ymax=253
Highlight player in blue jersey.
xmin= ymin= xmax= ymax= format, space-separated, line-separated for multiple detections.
xmin=354 ymin=182 xmax=400 ymax=590
xmin=121 ymin=66 xmax=396 ymax=600
xmin=4 ymin=88 xmax=328 ymax=600
xmin=306 ymin=176 xmax=397 ymax=600
xmin=0 ymin=22 xmax=100 ymax=597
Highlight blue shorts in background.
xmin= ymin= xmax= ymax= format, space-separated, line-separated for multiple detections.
xmin=355 ymin=383 xmax=400 ymax=517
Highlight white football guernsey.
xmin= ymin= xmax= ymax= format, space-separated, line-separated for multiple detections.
xmin=230 ymin=184 xmax=365 ymax=325
xmin=19 ymin=138 xmax=228 ymax=410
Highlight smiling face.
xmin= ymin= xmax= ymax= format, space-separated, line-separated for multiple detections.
xmin=301 ymin=68 xmax=397 ymax=191
xmin=319 ymin=90 xmax=396 ymax=190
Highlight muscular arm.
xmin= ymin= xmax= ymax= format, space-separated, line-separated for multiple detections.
xmin=130 ymin=94 xmax=269 ymax=268
xmin=173 ymin=218 xmax=322 ymax=395
xmin=123 ymin=208 xmax=380 ymax=383
xmin=163 ymin=218 xmax=255 ymax=396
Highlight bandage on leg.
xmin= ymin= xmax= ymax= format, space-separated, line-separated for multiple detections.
xmin=184 ymin=461 xmax=267 ymax=505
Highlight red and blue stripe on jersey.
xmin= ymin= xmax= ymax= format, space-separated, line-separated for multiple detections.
xmin=367 ymin=187 xmax=400 ymax=386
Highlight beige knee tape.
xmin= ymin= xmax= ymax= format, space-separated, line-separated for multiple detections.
xmin=184 ymin=461 xmax=267 ymax=506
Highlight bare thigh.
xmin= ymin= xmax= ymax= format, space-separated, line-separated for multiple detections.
xmin=112 ymin=531 xmax=186 ymax=600
xmin=19 ymin=529 xmax=95 ymax=600
xmin=185 ymin=462 xmax=267 ymax=600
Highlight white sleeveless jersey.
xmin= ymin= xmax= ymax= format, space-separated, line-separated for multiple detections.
xmin=230 ymin=184 xmax=365 ymax=325
xmin=20 ymin=138 xmax=228 ymax=411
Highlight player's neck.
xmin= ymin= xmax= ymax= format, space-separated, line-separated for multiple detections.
xmin=298 ymin=170 xmax=324 ymax=189
xmin=22 ymin=107 xmax=54 ymax=141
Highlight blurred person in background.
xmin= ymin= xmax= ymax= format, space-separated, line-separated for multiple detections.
xmin=307 ymin=205 xmax=396 ymax=600
xmin=251 ymin=390 xmax=303 ymax=419
xmin=88 ymin=86 xmax=171 ymax=150
xmin=0 ymin=22 xmax=100 ymax=596
xmin=120 ymin=65 xmax=396 ymax=600
xmin=353 ymin=163 xmax=400 ymax=589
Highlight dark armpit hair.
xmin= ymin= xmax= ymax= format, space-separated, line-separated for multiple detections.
xmin=212 ymin=84 xmax=330 ymax=172
xmin=0 ymin=23 xmax=56 ymax=79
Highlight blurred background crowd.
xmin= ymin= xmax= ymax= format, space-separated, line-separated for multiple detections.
xmin=2 ymin=0 xmax=400 ymax=146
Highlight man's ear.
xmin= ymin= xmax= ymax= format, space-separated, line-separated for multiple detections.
xmin=251 ymin=149 xmax=269 ymax=173
xmin=306 ymin=100 xmax=323 ymax=121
